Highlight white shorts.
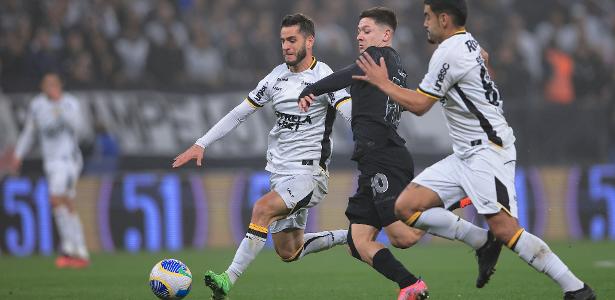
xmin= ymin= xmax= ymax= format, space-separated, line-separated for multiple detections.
xmin=43 ymin=159 xmax=82 ymax=198
xmin=413 ymin=145 xmax=517 ymax=216
xmin=269 ymin=170 xmax=328 ymax=234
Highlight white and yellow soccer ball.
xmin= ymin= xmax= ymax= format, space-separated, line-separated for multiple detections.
xmin=149 ymin=259 xmax=192 ymax=299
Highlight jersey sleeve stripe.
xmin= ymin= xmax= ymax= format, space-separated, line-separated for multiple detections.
xmin=334 ymin=96 xmax=351 ymax=109
xmin=417 ymin=87 xmax=441 ymax=100
xmin=245 ymin=97 xmax=263 ymax=108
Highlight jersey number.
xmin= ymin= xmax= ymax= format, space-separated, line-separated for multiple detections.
xmin=480 ymin=66 xmax=500 ymax=106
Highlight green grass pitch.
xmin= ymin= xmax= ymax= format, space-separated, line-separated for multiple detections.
xmin=2 ymin=241 xmax=613 ymax=299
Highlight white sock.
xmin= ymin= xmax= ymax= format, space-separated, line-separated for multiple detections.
xmin=68 ymin=212 xmax=89 ymax=259
xmin=53 ymin=206 xmax=74 ymax=256
xmin=226 ymin=224 xmax=267 ymax=284
xmin=413 ymin=207 xmax=487 ymax=249
xmin=297 ymin=230 xmax=348 ymax=260
xmin=512 ymin=231 xmax=584 ymax=292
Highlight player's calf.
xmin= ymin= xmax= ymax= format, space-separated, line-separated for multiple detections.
xmin=504 ymin=228 xmax=589 ymax=296
xmin=386 ymin=222 xmax=424 ymax=249
xmin=279 ymin=230 xmax=348 ymax=262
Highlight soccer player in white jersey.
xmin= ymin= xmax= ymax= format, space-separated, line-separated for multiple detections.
xmin=9 ymin=73 xmax=90 ymax=268
xmin=353 ymin=1 xmax=595 ymax=299
xmin=172 ymin=14 xmax=352 ymax=299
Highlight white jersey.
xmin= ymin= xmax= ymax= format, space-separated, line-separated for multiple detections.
xmin=247 ymin=57 xmax=351 ymax=175
xmin=418 ymin=31 xmax=515 ymax=158
xmin=15 ymin=93 xmax=83 ymax=164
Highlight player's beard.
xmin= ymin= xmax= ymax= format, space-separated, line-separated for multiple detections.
xmin=285 ymin=43 xmax=307 ymax=67
xmin=426 ymin=30 xmax=436 ymax=44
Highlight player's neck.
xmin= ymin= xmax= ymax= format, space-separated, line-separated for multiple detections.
xmin=289 ymin=55 xmax=314 ymax=73
xmin=441 ymin=27 xmax=466 ymax=43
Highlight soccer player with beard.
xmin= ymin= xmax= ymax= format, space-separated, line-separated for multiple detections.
xmin=173 ymin=14 xmax=352 ymax=299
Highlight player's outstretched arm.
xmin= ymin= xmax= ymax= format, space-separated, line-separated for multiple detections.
xmin=353 ymin=53 xmax=436 ymax=116
xmin=172 ymin=100 xmax=258 ymax=168
xmin=298 ymin=64 xmax=357 ymax=112
xmin=173 ymin=144 xmax=204 ymax=168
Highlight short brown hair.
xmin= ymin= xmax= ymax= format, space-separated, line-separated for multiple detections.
xmin=360 ymin=7 xmax=397 ymax=31
xmin=281 ymin=13 xmax=315 ymax=37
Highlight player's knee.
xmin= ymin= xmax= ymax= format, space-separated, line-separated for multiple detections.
xmin=487 ymin=212 xmax=521 ymax=243
xmin=394 ymin=199 xmax=413 ymax=221
xmin=251 ymin=201 xmax=275 ymax=223
xmin=491 ymin=225 xmax=521 ymax=244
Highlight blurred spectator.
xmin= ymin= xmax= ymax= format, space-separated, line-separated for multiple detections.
xmin=572 ymin=33 xmax=605 ymax=103
xmin=85 ymin=120 xmax=120 ymax=174
xmin=314 ymin=8 xmax=353 ymax=70
xmin=1 ymin=31 xmax=29 ymax=92
xmin=114 ymin=11 xmax=149 ymax=87
xmin=492 ymin=42 xmax=531 ymax=102
xmin=25 ymin=27 xmax=62 ymax=86
xmin=60 ymin=29 xmax=96 ymax=89
xmin=224 ymin=28 xmax=253 ymax=88
xmin=250 ymin=12 xmax=279 ymax=73
xmin=85 ymin=0 xmax=121 ymax=40
xmin=88 ymin=31 xmax=119 ymax=88
xmin=542 ymin=39 xmax=574 ymax=105
xmin=507 ymin=14 xmax=542 ymax=82
xmin=145 ymin=0 xmax=188 ymax=47
xmin=536 ymin=9 xmax=577 ymax=54
xmin=146 ymin=28 xmax=185 ymax=89
xmin=184 ymin=22 xmax=223 ymax=88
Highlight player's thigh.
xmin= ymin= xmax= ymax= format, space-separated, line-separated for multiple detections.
xmin=350 ymin=223 xmax=380 ymax=245
xmin=346 ymin=174 xmax=383 ymax=229
xmin=268 ymin=172 xmax=326 ymax=233
xmin=269 ymin=208 xmax=308 ymax=234
xmin=44 ymin=161 xmax=73 ymax=198
xmin=270 ymin=172 xmax=325 ymax=213
xmin=459 ymin=147 xmax=518 ymax=217
xmin=395 ymin=183 xmax=442 ymax=218
xmin=407 ymin=153 xmax=466 ymax=211
xmin=250 ymin=190 xmax=290 ymax=224
xmin=383 ymin=220 xmax=425 ymax=249
xmin=370 ymin=168 xmax=409 ymax=228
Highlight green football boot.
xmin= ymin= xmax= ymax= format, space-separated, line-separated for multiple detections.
xmin=204 ymin=270 xmax=232 ymax=299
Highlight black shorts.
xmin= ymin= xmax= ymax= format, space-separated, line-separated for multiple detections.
xmin=345 ymin=147 xmax=414 ymax=229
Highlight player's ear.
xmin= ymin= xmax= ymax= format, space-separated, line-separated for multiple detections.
xmin=438 ymin=13 xmax=448 ymax=28
xmin=305 ymin=34 xmax=315 ymax=49
xmin=383 ymin=28 xmax=393 ymax=43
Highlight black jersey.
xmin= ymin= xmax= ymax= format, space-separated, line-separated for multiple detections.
xmin=299 ymin=46 xmax=408 ymax=161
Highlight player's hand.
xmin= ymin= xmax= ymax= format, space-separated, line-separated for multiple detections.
xmin=298 ymin=94 xmax=316 ymax=112
xmin=480 ymin=48 xmax=489 ymax=66
xmin=352 ymin=53 xmax=390 ymax=89
xmin=172 ymin=144 xmax=205 ymax=168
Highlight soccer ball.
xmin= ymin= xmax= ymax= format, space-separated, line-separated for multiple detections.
xmin=149 ymin=259 xmax=192 ymax=299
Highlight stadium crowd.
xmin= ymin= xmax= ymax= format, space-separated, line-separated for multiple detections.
xmin=1 ymin=0 xmax=614 ymax=161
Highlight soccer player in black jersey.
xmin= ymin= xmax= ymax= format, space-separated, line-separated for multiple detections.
xmin=299 ymin=7 xmax=499 ymax=300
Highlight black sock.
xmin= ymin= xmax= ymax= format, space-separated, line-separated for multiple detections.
xmin=372 ymin=248 xmax=418 ymax=288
